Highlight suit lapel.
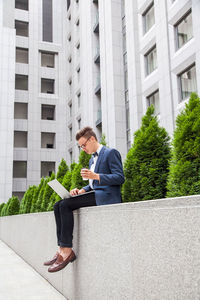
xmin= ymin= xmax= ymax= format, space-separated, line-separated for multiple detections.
xmin=94 ymin=146 xmax=106 ymax=173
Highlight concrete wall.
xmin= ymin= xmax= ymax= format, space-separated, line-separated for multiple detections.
xmin=0 ymin=196 xmax=200 ymax=299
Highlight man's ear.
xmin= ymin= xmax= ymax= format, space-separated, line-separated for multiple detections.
xmin=90 ymin=136 xmax=95 ymax=142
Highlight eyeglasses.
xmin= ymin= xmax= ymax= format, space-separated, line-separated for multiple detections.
xmin=80 ymin=137 xmax=91 ymax=149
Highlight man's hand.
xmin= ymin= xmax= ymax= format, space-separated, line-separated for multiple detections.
xmin=80 ymin=169 xmax=100 ymax=181
xmin=70 ymin=188 xmax=86 ymax=196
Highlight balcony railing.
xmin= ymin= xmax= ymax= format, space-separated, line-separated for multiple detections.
xmin=94 ymin=46 xmax=100 ymax=63
xmin=95 ymin=77 xmax=101 ymax=95
xmin=96 ymin=109 xmax=102 ymax=127
xmin=93 ymin=13 xmax=99 ymax=33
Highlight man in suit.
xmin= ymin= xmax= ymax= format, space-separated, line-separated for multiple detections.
xmin=44 ymin=126 xmax=124 ymax=272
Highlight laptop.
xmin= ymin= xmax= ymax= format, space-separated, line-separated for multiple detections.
xmin=48 ymin=179 xmax=94 ymax=199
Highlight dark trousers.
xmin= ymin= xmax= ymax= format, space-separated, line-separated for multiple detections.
xmin=53 ymin=191 xmax=96 ymax=248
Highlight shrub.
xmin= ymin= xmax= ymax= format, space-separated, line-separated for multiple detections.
xmin=56 ymin=158 xmax=69 ymax=183
xmin=122 ymin=105 xmax=171 ymax=202
xmin=34 ymin=178 xmax=48 ymax=212
xmin=30 ymin=179 xmax=44 ymax=213
xmin=0 ymin=202 xmax=8 ymax=216
xmin=70 ymin=151 xmax=91 ymax=190
xmin=41 ymin=172 xmax=55 ymax=211
xmin=20 ymin=186 xmax=37 ymax=214
xmin=6 ymin=196 xmax=20 ymax=215
xmin=0 ymin=203 xmax=5 ymax=215
xmin=167 ymin=93 xmax=200 ymax=197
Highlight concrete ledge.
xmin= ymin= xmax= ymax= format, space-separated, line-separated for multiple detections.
xmin=1 ymin=195 xmax=200 ymax=299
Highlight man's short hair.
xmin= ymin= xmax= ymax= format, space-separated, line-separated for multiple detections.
xmin=76 ymin=126 xmax=97 ymax=141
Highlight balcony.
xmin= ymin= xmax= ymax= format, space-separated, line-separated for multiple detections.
xmin=93 ymin=14 xmax=99 ymax=33
xmin=14 ymin=103 xmax=28 ymax=119
xmin=41 ymin=161 xmax=55 ymax=177
xmin=15 ymin=0 xmax=28 ymax=10
xmin=96 ymin=109 xmax=102 ymax=127
xmin=15 ymin=74 xmax=28 ymax=91
xmin=16 ymin=48 xmax=28 ymax=64
xmin=94 ymin=77 xmax=101 ymax=95
xmin=94 ymin=46 xmax=100 ymax=63
xmin=14 ymin=131 xmax=27 ymax=148
xmin=13 ymin=161 xmax=27 ymax=178
xmin=41 ymin=104 xmax=55 ymax=120
xmin=41 ymin=78 xmax=54 ymax=94
xmin=41 ymin=132 xmax=55 ymax=149
xmin=15 ymin=20 xmax=29 ymax=37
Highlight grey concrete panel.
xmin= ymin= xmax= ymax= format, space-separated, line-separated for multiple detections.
xmin=1 ymin=196 xmax=200 ymax=299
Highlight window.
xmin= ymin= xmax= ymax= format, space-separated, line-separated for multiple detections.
xmin=15 ymin=0 xmax=28 ymax=10
xmin=15 ymin=20 xmax=29 ymax=37
xmin=41 ymin=104 xmax=55 ymax=120
xmin=175 ymin=10 xmax=193 ymax=50
xmin=16 ymin=48 xmax=28 ymax=63
xmin=78 ymin=118 xmax=81 ymax=129
xmin=143 ymin=2 xmax=155 ymax=34
xmin=41 ymin=162 xmax=55 ymax=177
xmin=41 ymin=78 xmax=54 ymax=94
xmin=41 ymin=132 xmax=55 ymax=148
xmin=77 ymin=66 xmax=80 ymax=82
xmin=15 ymin=75 xmax=28 ymax=90
xmin=145 ymin=46 xmax=157 ymax=76
xmin=76 ymin=19 xmax=80 ymax=26
xmin=14 ymin=103 xmax=28 ymax=119
xmin=69 ymin=102 xmax=72 ymax=117
xmin=13 ymin=161 xmax=27 ymax=178
xmin=69 ymin=126 xmax=72 ymax=141
xmin=77 ymin=92 xmax=81 ymax=108
xmin=68 ymin=78 xmax=72 ymax=92
xmin=14 ymin=131 xmax=27 ymax=148
xmin=69 ymin=150 xmax=73 ymax=164
xmin=179 ymin=64 xmax=197 ymax=101
xmin=42 ymin=0 xmax=53 ymax=42
xmin=41 ymin=52 xmax=55 ymax=68
xmin=12 ymin=192 xmax=25 ymax=200
xmin=67 ymin=0 xmax=71 ymax=10
xmin=147 ymin=90 xmax=160 ymax=115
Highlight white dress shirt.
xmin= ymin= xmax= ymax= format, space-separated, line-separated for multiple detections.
xmin=89 ymin=144 xmax=103 ymax=189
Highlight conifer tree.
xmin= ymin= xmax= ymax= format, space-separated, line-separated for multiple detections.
xmin=20 ymin=186 xmax=37 ymax=214
xmin=122 ymin=105 xmax=171 ymax=202
xmin=56 ymin=158 xmax=69 ymax=183
xmin=70 ymin=151 xmax=91 ymax=189
xmin=30 ymin=179 xmax=44 ymax=213
xmin=7 ymin=196 xmax=20 ymax=215
xmin=100 ymin=133 xmax=107 ymax=146
xmin=1 ymin=197 xmax=14 ymax=216
xmin=1 ymin=202 xmax=8 ymax=216
xmin=167 ymin=93 xmax=200 ymax=197
xmin=41 ymin=172 xmax=55 ymax=211
xmin=0 ymin=203 xmax=5 ymax=216
xmin=34 ymin=177 xmax=48 ymax=212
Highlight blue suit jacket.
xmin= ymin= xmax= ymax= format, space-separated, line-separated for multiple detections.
xmin=82 ymin=146 xmax=125 ymax=206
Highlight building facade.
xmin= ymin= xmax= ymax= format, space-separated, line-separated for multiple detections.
xmin=0 ymin=0 xmax=200 ymax=203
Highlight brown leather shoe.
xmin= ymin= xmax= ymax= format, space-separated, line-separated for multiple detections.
xmin=48 ymin=251 xmax=76 ymax=273
xmin=43 ymin=252 xmax=59 ymax=266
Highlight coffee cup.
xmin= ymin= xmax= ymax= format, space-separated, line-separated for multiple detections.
xmin=81 ymin=168 xmax=88 ymax=180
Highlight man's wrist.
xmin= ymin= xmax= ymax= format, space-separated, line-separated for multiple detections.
xmin=95 ymin=174 xmax=100 ymax=181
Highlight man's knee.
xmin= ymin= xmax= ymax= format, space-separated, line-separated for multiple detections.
xmin=53 ymin=200 xmax=62 ymax=211
xmin=59 ymin=198 xmax=71 ymax=210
